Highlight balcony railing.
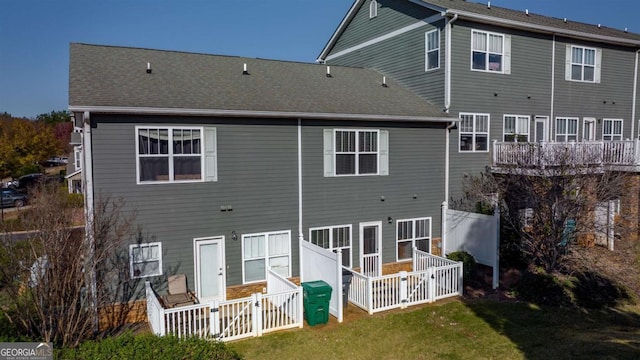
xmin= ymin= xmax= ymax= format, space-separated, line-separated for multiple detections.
xmin=492 ymin=140 xmax=640 ymax=168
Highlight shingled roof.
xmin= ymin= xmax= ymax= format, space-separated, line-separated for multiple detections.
xmin=69 ymin=43 xmax=451 ymax=122
xmin=422 ymin=0 xmax=640 ymax=45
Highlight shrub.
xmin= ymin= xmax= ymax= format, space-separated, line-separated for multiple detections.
xmin=66 ymin=193 xmax=84 ymax=208
xmin=58 ymin=332 xmax=243 ymax=360
xmin=571 ymin=272 xmax=635 ymax=309
xmin=514 ymin=270 xmax=573 ymax=307
xmin=447 ymin=251 xmax=477 ymax=282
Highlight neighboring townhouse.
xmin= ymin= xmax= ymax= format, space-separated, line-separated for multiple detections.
xmin=65 ymin=129 xmax=83 ymax=194
xmin=68 ymin=43 xmax=454 ymax=301
xmin=318 ymin=0 xmax=640 ymax=221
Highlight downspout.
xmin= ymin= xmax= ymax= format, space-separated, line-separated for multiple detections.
xmin=631 ymin=50 xmax=639 ymax=140
xmin=443 ymin=121 xmax=456 ymax=256
xmin=81 ymin=111 xmax=97 ymax=333
xmin=550 ymin=34 xmax=556 ymax=136
xmin=297 ymin=118 xmax=304 ymax=281
xmin=444 ymin=13 xmax=458 ymax=113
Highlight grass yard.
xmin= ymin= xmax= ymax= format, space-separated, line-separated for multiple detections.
xmin=229 ymin=300 xmax=640 ymax=360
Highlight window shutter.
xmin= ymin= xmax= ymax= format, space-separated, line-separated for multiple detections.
xmin=565 ymin=44 xmax=572 ymax=80
xmin=594 ymin=48 xmax=602 ymax=83
xmin=323 ymin=129 xmax=334 ymax=177
xmin=379 ymin=130 xmax=389 ymax=176
xmin=204 ymin=127 xmax=217 ymax=182
xmin=503 ymin=35 xmax=511 ymax=75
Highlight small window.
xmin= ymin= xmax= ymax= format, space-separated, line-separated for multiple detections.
xmin=566 ymin=45 xmax=601 ymax=83
xmin=309 ymin=225 xmax=352 ymax=268
xmin=242 ymin=230 xmax=291 ymax=283
xmin=74 ymin=146 xmax=82 ymax=171
xmin=396 ymin=218 xmax=431 ymax=261
xmin=324 ymin=129 xmax=389 ymax=176
xmin=555 ymin=117 xmax=578 ymax=142
xmin=459 ymin=113 xmax=489 ymax=152
xmin=425 ymin=29 xmax=440 ymax=71
xmin=503 ymin=115 xmax=530 ymax=142
xmin=471 ymin=30 xmax=509 ymax=73
xmin=129 ymin=242 xmax=162 ymax=278
xmin=369 ymin=0 xmax=378 ymax=19
xmin=602 ymin=119 xmax=623 ymax=141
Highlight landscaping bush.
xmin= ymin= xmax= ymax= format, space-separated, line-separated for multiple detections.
xmin=514 ymin=269 xmax=573 ymax=307
xmin=571 ymin=272 xmax=635 ymax=309
xmin=66 ymin=193 xmax=84 ymax=208
xmin=58 ymin=332 xmax=242 ymax=360
xmin=447 ymin=251 xmax=477 ymax=282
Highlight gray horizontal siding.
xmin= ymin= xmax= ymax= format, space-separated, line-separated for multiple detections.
xmin=330 ymin=0 xmax=437 ymax=54
xmin=301 ymin=120 xmax=446 ymax=266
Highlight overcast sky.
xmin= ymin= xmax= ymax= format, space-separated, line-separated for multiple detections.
xmin=1 ymin=0 xmax=638 ymax=119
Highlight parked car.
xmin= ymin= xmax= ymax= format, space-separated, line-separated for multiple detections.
xmin=12 ymin=173 xmax=45 ymax=191
xmin=1 ymin=188 xmax=28 ymax=208
xmin=43 ymin=157 xmax=69 ymax=167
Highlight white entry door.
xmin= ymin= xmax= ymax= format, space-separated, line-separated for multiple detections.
xmin=359 ymin=221 xmax=382 ymax=277
xmin=535 ymin=116 xmax=549 ymax=142
xmin=194 ymin=237 xmax=226 ymax=302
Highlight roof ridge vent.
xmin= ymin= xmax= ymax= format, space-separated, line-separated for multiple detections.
xmin=243 ymin=63 xmax=249 ymax=75
xmin=625 ymin=27 xmax=628 ymax=33
xmin=326 ymin=65 xmax=332 ymax=78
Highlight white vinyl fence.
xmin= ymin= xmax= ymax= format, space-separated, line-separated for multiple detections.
xmin=145 ymin=269 xmax=302 ymax=341
xmin=442 ymin=202 xmax=500 ymax=288
xmin=299 ymin=240 xmax=344 ymax=323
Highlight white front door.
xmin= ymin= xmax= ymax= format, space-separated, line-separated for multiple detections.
xmin=583 ymin=118 xmax=596 ymax=141
xmin=194 ymin=237 xmax=226 ymax=302
xmin=535 ymin=116 xmax=549 ymax=142
xmin=359 ymin=221 xmax=382 ymax=277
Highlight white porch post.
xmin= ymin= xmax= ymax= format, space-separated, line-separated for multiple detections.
xmin=441 ymin=201 xmax=448 ymax=256
xmin=210 ymin=300 xmax=219 ymax=338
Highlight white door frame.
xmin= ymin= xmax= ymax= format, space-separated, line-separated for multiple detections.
xmin=535 ymin=115 xmax=549 ymax=142
xmin=193 ymin=236 xmax=226 ymax=302
xmin=583 ymin=117 xmax=596 ymax=141
xmin=359 ymin=221 xmax=382 ymax=277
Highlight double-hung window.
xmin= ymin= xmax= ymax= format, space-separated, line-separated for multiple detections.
xmin=396 ymin=217 xmax=431 ymax=261
xmin=309 ymin=225 xmax=352 ymax=267
xmin=324 ymin=129 xmax=389 ymax=176
xmin=425 ymin=29 xmax=440 ymax=71
xmin=242 ymin=230 xmax=291 ymax=283
xmin=471 ymin=30 xmax=510 ymax=73
xmin=459 ymin=113 xmax=489 ymax=152
xmin=129 ymin=242 xmax=162 ymax=278
xmin=503 ymin=115 xmax=530 ymax=142
xmin=555 ymin=117 xmax=578 ymax=142
xmin=136 ymin=126 xmax=217 ymax=184
xmin=602 ymin=119 xmax=623 ymax=141
xmin=566 ymin=45 xmax=601 ymax=83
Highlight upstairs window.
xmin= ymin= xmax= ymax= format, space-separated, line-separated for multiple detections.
xmin=369 ymin=0 xmax=378 ymax=19
xmin=471 ymin=30 xmax=510 ymax=74
xmin=503 ymin=115 xmax=530 ymax=142
xmin=566 ymin=45 xmax=601 ymax=83
xmin=602 ymin=119 xmax=623 ymax=141
xmin=459 ymin=113 xmax=489 ymax=152
xmin=136 ymin=126 xmax=217 ymax=184
xmin=425 ymin=29 xmax=440 ymax=71
xmin=324 ymin=129 xmax=389 ymax=176
xmin=555 ymin=117 xmax=578 ymax=142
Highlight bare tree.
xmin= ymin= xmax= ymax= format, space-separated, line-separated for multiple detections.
xmin=455 ymin=143 xmax=635 ymax=273
xmin=0 ymin=182 xmax=147 ymax=347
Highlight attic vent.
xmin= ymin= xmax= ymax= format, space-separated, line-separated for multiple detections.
xmin=146 ymin=62 xmax=152 ymax=74
xmin=326 ymin=66 xmax=332 ymax=77
xmin=243 ymin=63 xmax=249 ymax=75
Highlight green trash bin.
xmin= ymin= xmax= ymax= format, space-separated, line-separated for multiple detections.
xmin=301 ymin=280 xmax=332 ymax=326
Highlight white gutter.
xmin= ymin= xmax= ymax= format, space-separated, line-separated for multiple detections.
xmin=632 ymin=50 xmax=639 ymax=139
xmin=444 ymin=121 xmax=456 ymax=202
xmin=445 ymin=9 xmax=640 ymax=47
xmin=444 ymin=13 xmax=458 ymax=113
xmin=297 ymin=118 xmax=304 ymax=269
xmin=68 ymin=105 xmax=455 ymax=124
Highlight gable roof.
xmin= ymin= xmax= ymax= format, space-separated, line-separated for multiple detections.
xmin=69 ymin=43 xmax=452 ymax=123
xmin=318 ymin=0 xmax=640 ymax=61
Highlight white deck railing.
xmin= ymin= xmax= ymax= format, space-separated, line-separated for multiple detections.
xmin=492 ymin=140 xmax=640 ymax=168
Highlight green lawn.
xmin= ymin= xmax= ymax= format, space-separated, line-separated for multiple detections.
xmin=229 ymin=300 xmax=640 ymax=360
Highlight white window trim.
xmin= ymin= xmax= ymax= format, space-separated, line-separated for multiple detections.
xmin=555 ymin=117 xmax=579 ymax=142
xmin=396 ymin=217 xmax=432 ymax=262
xmin=74 ymin=146 xmax=82 ymax=172
xmin=425 ymin=29 xmax=440 ymax=71
xmin=241 ymin=230 xmax=292 ymax=284
xmin=503 ymin=115 xmax=530 ymax=142
xmin=135 ymin=126 xmax=217 ymax=185
xmin=129 ymin=242 xmax=162 ymax=279
xmin=369 ymin=0 xmax=378 ymax=19
xmin=565 ymin=44 xmax=601 ymax=83
xmin=470 ymin=29 xmax=510 ymax=74
xmin=602 ymin=118 xmax=623 ymax=141
xmin=309 ymin=224 xmax=353 ymax=268
xmin=327 ymin=128 xmax=388 ymax=176
xmin=459 ymin=113 xmax=490 ymax=153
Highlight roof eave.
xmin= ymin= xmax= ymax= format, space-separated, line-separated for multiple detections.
xmin=447 ymin=9 xmax=640 ymax=47
xmin=317 ymin=0 xmax=366 ymax=62
xmin=68 ymin=105 xmax=455 ymax=124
